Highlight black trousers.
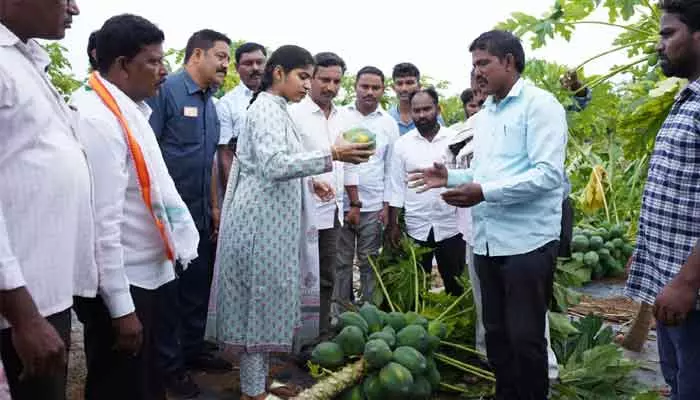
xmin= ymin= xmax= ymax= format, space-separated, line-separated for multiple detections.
xmin=558 ymin=197 xmax=574 ymax=258
xmin=156 ymin=229 xmax=215 ymax=376
xmin=318 ymin=213 xmax=340 ymax=335
xmin=0 ymin=308 xmax=71 ymax=400
xmin=413 ymin=230 xmax=466 ymax=296
xmin=475 ymin=240 xmax=558 ymax=400
xmin=73 ymin=286 xmax=166 ymax=400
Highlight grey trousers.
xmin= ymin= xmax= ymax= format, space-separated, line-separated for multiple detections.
xmin=335 ymin=210 xmax=382 ymax=306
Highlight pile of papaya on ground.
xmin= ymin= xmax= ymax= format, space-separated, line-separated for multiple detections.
xmin=294 ymin=303 xmax=491 ymax=400
xmin=293 ymin=238 xmax=493 ymax=400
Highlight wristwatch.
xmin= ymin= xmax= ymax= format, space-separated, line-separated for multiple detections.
xmin=350 ymin=201 xmax=363 ymax=209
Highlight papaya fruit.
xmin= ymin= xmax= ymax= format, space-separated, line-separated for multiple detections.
xmin=379 ymin=362 xmax=414 ymax=395
xmin=385 ymin=312 xmax=407 ymax=332
xmin=368 ymin=330 xmax=396 ymax=349
xmin=335 ymin=325 xmax=366 ymax=356
xmin=410 ymin=375 xmax=432 ymax=399
xmin=311 ymin=341 xmax=344 ymax=369
xmin=338 ymin=311 xmax=369 ymax=336
xmin=364 ymin=339 xmax=393 ymax=369
xmin=360 ymin=303 xmax=383 ymax=334
xmin=363 ymin=373 xmax=385 ymax=400
xmin=392 ymin=346 xmax=427 ymax=375
xmin=396 ymin=324 xmax=430 ymax=353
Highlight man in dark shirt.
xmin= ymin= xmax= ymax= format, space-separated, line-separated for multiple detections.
xmin=147 ymin=29 xmax=232 ymax=398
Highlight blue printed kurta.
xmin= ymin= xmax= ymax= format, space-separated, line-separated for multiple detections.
xmin=208 ymin=92 xmax=332 ymax=353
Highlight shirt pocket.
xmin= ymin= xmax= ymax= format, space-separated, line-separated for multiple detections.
xmin=174 ymin=110 xmax=203 ymax=146
xmin=493 ymin=116 xmax=526 ymax=157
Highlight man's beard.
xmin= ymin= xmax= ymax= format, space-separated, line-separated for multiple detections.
xmin=416 ymin=119 xmax=438 ymax=134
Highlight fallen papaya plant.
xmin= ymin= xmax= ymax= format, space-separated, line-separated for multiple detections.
xmin=295 ymin=236 xmax=494 ymax=399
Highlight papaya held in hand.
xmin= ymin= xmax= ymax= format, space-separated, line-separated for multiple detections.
xmin=342 ymin=127 xmax=377 ymax=150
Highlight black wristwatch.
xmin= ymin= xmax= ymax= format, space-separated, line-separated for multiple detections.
xmin=350 ymin=201 xmax=363 ymax=209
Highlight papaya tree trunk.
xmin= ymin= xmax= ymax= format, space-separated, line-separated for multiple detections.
xmin=622 ymin=302 xmax=653 ymax=352
xmin=292 ymin=360 xmax=365 ymax=400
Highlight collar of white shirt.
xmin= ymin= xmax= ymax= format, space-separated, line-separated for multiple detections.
xmin=346 ymin=102 xmax=386 ymax=117
xmin=0 ymin=22 xmax=51 ymax=71
xmin=299 ymin=95 xmax=338 ymax=117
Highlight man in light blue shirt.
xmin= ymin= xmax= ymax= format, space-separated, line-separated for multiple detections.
xmin=409 ymin=30 xmax=567 ymax=400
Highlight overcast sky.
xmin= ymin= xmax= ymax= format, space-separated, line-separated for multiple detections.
xmin=61 ymin=0 xmax=634 ymax=95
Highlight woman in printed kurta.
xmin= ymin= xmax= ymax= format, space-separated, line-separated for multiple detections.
xmin=207 ymin=45 xmax=372 ymax=400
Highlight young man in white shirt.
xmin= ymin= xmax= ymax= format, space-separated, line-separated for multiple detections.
xmin=388 ymin=87 xmax=466 ymax=296
xmin=216 ymin=42 xmax=267 ymax=190
xmin=336 ymin=67 xmax=400 ymax=304
xmin=289 ymin=52 xmax=358 ymax=340
xmin=72 ymin=15 xmax=199 ymax=400
xmin=0 ymin=1 xmax=89 ymax=399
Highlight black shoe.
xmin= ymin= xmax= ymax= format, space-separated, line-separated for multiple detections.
xmin=165 ymin=372 xmax=200 ymax=399
xmin=203 ymin=340 xmax=219 ymax=353
xmin=185 ymin=352 xmax=233 ymax=373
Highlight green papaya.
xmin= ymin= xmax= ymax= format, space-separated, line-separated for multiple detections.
xmin=338 ymin=311 xmax=369 ymax=336
xmin=396 ymin=324 xmax=430 ymax=353
xmin=385 ymin=312 xmax=407 ymax=332
xmin=379 ymin=362 xmax=414 ymax=395
xmin=369 ymin=330 xmax=396 ymax=349
xmin=360 ymin=303 xmax=383 ymax=334
xmin=583 ymin=251 xmax=600 ymax=267
xmin=425 ymin=356 xmax=441 ymax=388
xmin=335 ymin=326 xmax=366 ymax=356
xmin=571 ymin=235 xmax=590 ymax=252
xmin=363 ymin=373 xmax=385 ymax=400
xmin=410 ymin=375 xmax=432 ymax=399
xmin=589 ymin=235 xmax=604 ymax=250
xmin=311 ymin=341 xmax=344 ymax=369
xmin=364 ymin=339 xmax=393 ymax=369
xmin=393 ymin=346 xmax=427 ymax=375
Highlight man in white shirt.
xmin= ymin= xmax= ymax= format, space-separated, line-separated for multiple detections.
xmin=388 ymin=88 xmax=466 ymax=296
xmin=336 ymin=67 xmax=400 ymax=304
xmin=289 ymin=52 xmax=358 ymax=339
xmin=72 ymin=15 xmax=200 ymax=400
xmin=216 ymin=42 xmax=267 ymax=191
xmin=0 ymin=1 xmax=89 ymax=399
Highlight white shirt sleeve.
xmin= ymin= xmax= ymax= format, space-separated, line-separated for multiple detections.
xmin=388 ymin=139 xmax=406 ymax=208
xmin=383 ymin=120 xmax=401 ymax=203
xmin=216 ymin=99 xmax=234 ymax=146
xmin=0 ymin=69 xmax=27 ymax=291
xmin=79 ymin=116 xmax=135 ymax=318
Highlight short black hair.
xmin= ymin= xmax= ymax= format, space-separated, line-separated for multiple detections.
xmin=184 ymin=29 xmax=232 ymax=63
xmin=313 ymin=52 xmax=346 ymax=76
xmin=235 ymin=42 xmax=266 ymax=64
xmin=660 ymin=0 xmax=700 ymax=31
xmin=409 ymin=86 xmax=440 ymax=106
xmin=469 ymin=30 xmax=526 ymax=73
xmin=96 ymin=14 xmax=165 ymax=75
xmin=87 ymin=30 xmax=98 ymax=70
xmin=356 ymin=66 xmax=385 ymax=84
xmin=392 ymin=62 xmax=420 ymax=80
xmin=460 ymin=88 xmax=475 ymax=105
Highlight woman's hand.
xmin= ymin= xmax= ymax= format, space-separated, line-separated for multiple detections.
xmin=331 ymin=137 xmax=374 ymax=164
xmin=312 ymin=180 xmax=335 ymax=202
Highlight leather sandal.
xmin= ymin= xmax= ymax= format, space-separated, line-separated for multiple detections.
xmin=268 ymin=380 xmax=303 ymax=398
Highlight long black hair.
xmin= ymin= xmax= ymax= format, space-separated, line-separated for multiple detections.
xmin=249 ymin=44 xmax=315 ymax=106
